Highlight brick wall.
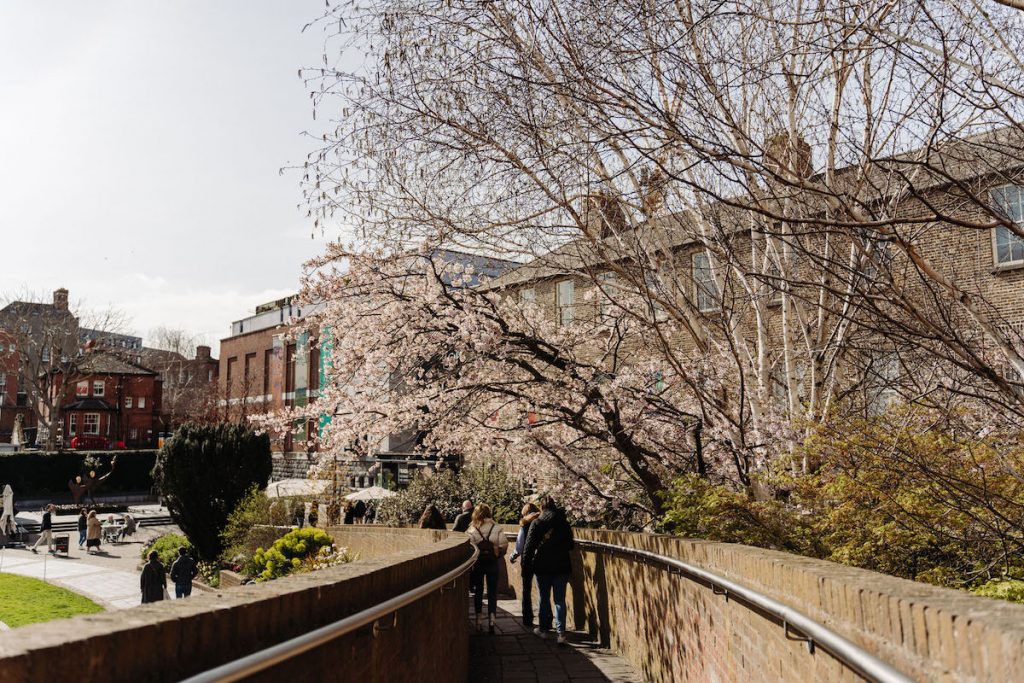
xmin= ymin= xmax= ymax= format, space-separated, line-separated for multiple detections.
xmin=501 ymin=526 xmax=1024 ymax=682
xmin=0 ymin=529 xmax=470 ymax=683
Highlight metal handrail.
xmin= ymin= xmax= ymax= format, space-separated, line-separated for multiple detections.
xmin=571 ymin=538 xmax=913 ymax=683
xmin=182 ymin=543 xmax=479 ymax=683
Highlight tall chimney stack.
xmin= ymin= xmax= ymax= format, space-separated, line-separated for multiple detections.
xmin=53 ymin=288 xmax=69 ymax=311
xmin=196 ymin=345 xmax=211 ymax=360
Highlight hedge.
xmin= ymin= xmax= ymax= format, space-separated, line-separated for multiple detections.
xmin=0 ymin=450 xmax=157 ymax=497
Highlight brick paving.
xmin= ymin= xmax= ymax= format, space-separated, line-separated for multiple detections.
xmin=468 ymin=598 xmax=643 ymax=682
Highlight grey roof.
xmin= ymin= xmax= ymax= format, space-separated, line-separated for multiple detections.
xmin=76 ymin=352 xmax=157 ymax=376
xmin=63 ymin=397 xmax=115 ymax=412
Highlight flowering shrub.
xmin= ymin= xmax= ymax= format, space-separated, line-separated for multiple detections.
xmin=249 ymin=528 xmax=341 ymax=581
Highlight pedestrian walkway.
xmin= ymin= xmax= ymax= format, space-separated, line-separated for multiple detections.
xmin=0 ymin=523 xmax=182 ymax=611
xmin=468 ymin=598 xmax=643 ymax=682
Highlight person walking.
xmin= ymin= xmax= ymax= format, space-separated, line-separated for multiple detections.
xmin=169 ymin=547 xmax=199 ymax=598
xmin=466 ymin=503 xmax=508 ymax=634
xmin=85 ymin=510 xmax=102 ymax=553
xmin=140 ymin=550 xmax=167 ymax=604
xmin=308 ymin=501 xmax=320 ymax=528
xmin=452 ymin=500 xmax=473 ymax=533
xmin=522 ymin=496 xmax=574 ymax=645
xmin=30 ymin=504 xmax=55 ymax=553
xmin=343 ymin=502 xmax=354 ymax=525
xmin=76 ymin=508 xmax=88 ymax=549
xmin=509 ymin=502 xmax=541 ymax=627
xmin=418 ymin=504 xmax=447 ymax=530
xmin=352 ymin=500 xmax=366 ymax=524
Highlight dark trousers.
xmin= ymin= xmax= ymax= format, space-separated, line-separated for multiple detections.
xmin=471 ymin=560 xmax=499 ymax=616
xmin=175 ymin=582 xmax=193 ymax=599
xmin=521 ymin=569 xmax=535 ymax=625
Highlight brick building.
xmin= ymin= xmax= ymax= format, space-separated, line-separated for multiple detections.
xmin=0 ymin=330 xmax=33 ymax=442
xmin=139 ymin=344 xmax=218 ymax=431
xmin=219 ymin=250 xmax=518 ymax=484
xmin=55 ymin=352 xmax=163 ymax=448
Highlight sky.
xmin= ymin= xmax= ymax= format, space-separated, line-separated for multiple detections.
xmin=0 ymin=2 xmax=347 ymax=355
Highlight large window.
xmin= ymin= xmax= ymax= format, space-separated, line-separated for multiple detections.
xmin=693 ymin=252 xmax=720 ymax=312
xmin=83 ymin=413 xmax=100 ymax=435
xmin=69 ymin=414 xmax=77 ymax=435
xmin=556 ymin=279 xmax=575 ymax=326
xmin=992 ymin=185 xmax=1024 ymax=267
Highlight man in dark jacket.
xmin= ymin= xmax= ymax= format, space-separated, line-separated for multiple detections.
xmin=140 ymin=550 xmax=167 ymax=604
xmin=452 ymin=500 xmax=473 ymax=533
xmin=522 ymin=496 xmax=574 ymax=645
xmin=170 ymin=546 xmax=199 ymax=598
xmin=30 ymin=504 xmax=55 ymax=553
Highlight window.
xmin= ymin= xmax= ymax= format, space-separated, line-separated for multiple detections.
xmin=598 ymin=273 xmax=617 ymax=320
xmin=75 ymin=380 xmax=89 ymax=397
xmin=125 ymin=397 xmax=133 ymax=409
xmin=208 ymin=369 xmax=214 ymax=382
xmin=130 ymin=428 xmax=138 ymax=440
xmin=138 ymin=397 xmax=146 ymax=409
xmin=693 ymin=252 xmax=720 ymax=312
xmin=992 ymin=185 xmax=1024 ymax=267
xmin=92 ymin=380 xmax=105 ymax=397
xmin=83 ymin=413 xmax=100 ymax=435
xmin=556 ymin=280 xmax=575 ymax=326
xmin=0 ymin=373 xmax=5 ymax=391
xmin=69 ymin=414 xmax=77 ymax=435
xmin=41 ymin=347 xmax=50 ymax=363
xmin=519 ymin=288 xmax=536 ymax=305
xmin=868 ymin=353 xmax=901 ymax=416
xmin=644 ymin=273 xmax=668 ymax=321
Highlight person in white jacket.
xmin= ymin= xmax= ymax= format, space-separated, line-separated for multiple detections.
xmin=466 ymin=503 xmax=509 ymax=633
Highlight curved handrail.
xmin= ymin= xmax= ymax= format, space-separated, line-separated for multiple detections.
xmin=572 ymin=538 xmax=913 ymax=683
xmin=182 ymin=543 xmax=479 ymax=683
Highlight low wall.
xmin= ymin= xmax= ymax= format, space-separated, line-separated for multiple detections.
xmin=0 ymin=527 xmax=470 ymax=683
xmin=502 ymin=527 xmax=1024 ymax=682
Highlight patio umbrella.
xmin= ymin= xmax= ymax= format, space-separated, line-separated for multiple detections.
xmin=344 ymin=486 xmax=398 ymax=502
xmin=266 ymin=479 xmax=331 ymax=499
xmin=0 ymin=485 xmax=15 ymax=535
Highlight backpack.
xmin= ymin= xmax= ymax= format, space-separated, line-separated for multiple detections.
xmin=475 ymin=523 xmax=497 ymax=562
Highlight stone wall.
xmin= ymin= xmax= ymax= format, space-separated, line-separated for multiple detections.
xmin=270 ymin=451 xmax=317 ymax=480
xmin=502 ymin=527 xmax=1024 ymax=682
xmin=0 ymin=528 xmax=470 ymax=683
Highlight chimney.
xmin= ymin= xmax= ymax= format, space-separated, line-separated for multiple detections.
xmin=53 ymin=288 xmax=69 ymax=311
xmin=764 ymin=132 xmax=813 ymax=180
xmin=195 ymin=345 xmax=211 ymax=360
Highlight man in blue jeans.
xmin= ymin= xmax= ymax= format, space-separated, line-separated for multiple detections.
xmin=522 ymin=496 xmax=574 ymax=645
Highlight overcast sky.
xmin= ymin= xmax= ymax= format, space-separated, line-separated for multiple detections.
xmin=0 ymin=2 xmax=344 ymax=355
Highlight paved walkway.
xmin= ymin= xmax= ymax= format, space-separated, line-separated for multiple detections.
xmin=0 ymin=523 xmax=182 ymax=611
xmin=468 ymin=598 xmax=643 ymax=682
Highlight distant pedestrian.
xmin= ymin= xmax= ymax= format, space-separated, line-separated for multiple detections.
xmin=418 ymin=504 xmax=447 ymax=530
xmin=522 ymin=496 xmax=574 ymax=645
xmin=77 ymin=508 xmax=88 ymax=549
xmin=353 ymin=500 xmax=366 ymax=524
xmin=85 ymin=510 xmax=102 ymax=553
xmin=509 ymin=502 xmax=541 ymax=627
xmin=365 ymin=502 xmax=376 ymax=524
xmin=169 ymin=547 xmax=199 ymax=599
xmin=308 ymin=501 xmax=319 ymax=528
xmin=140 ymin=550 xmax=167 ymax=604
xmin=452 ymin=500 xmax=473 ymax=533
xmin=343 ymin=502 xmax=354 ymax=525
xmin=467 ymin=503 xmax=508 ymax=633
xmin=30 ymin=504 xmax=56 ymax=553
xmin=293 ymin=505 xmax=305 ymax=528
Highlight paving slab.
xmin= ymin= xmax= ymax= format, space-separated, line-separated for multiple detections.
xmin=469 ymin=598 xmax=644 ymax=682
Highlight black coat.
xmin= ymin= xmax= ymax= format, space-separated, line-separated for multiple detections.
xmin=452 ymin=511 xmax=472 ymax=533
xmin=522 ymin=508 xmax=574 ymax=576
xmin=140 ymin=560 xmax=166 ymax=603
xmin=170 ymin=555 xmax=198 ymax=585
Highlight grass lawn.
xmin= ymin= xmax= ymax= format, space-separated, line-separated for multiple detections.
xmin=0 ymin=573 xmax=104 ymax=627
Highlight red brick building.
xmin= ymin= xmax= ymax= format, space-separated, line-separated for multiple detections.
xmin=55 ymin=352 xmax=163 ymax=448
xmin=0 ymin=330 xmax=34 ymax=442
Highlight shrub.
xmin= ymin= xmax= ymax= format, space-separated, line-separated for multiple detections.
xmin=0 ymin=450 xmax=157 ymax=496
xmin=143 ymin=533 xmax=193 ymax=570
xmin=971 ymin=579 xmax=1024 ymax=604
xmin=249 ymin=528 xmax=342 ymax=581
xmin=220 ymin=485 xmax=294 ymax=565
xmin=152 ymin=423 xmax=272 ymax=562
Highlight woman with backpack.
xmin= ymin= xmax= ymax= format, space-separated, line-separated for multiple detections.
xmin=466 ymin=503 xmax=508 ymax=633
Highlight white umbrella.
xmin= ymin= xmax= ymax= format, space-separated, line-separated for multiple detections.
xmin=266 ymin=479 xmax=331 ymax=499
xmin=0 ymin=485 xmax=15 ymax=535
xmin=344 ymin=486 xmax=397 ymax=501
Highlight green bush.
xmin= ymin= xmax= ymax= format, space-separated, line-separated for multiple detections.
xmin=971 ymin=579 xmax=1024 ymax=604
xmin=142 ymin=533 xmax=193 ymax=570
xmin=249 ymin=528 xmax=338 ymax=581
xmin=0 ymin=450 xmax=157 ymax=496
xmin=152 ymin=423 xmax=272 ymax=562
xmin=220 ymin=485 xmax=294 ymax=566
